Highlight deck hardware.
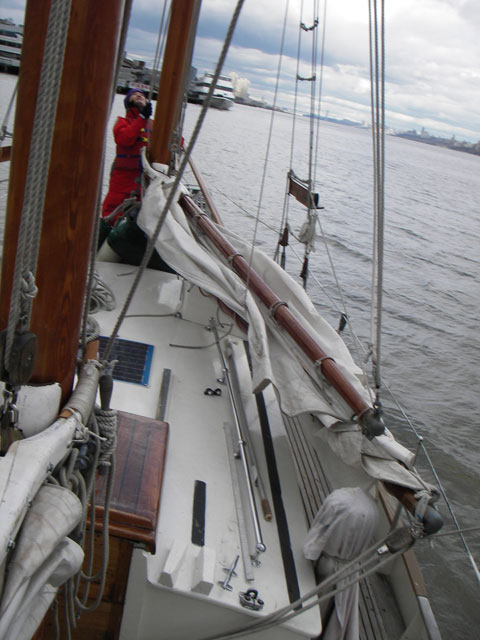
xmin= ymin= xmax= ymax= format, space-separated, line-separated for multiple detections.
xmin=250 ymin=543 xmax=266 ymax=567
xmin=224 ymin=423 xmax=255 ymax=582
xmin=218 ymin=554 xmax=239 ymax=591
xmin=210 ymin=322 xmax=267 ymax=559
xmin=239 ymin=589 xmax=264 ymax=611
xmin=204 ymin=387 xmax=222 ymax=396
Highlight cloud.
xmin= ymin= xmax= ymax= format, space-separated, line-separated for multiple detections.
xmin=2 ymin=0 xmax=479 ymax=140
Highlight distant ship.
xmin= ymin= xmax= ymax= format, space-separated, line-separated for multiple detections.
xmin=188 ymin=72 xmax=235 ymax=110
xmin=0 ymin=20 xmax=22 ymax=74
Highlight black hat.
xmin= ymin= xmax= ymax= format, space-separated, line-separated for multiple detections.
xmin=124 ymin=88 xmax=145 ymax=109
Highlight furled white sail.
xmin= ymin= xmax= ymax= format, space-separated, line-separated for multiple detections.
xmin=0 ymin=484 xmax=84 ymax=640
xmin=138 ymin=177 xmax=429 ymax=492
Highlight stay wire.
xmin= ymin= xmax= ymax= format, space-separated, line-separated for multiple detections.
xmin=312 ymin=0 xmax=327 ymax=189
xmin=149 ymin=0 xmax=170 ymax=104
xmin=368 ymin=0 xmax=386 ymax=395
xmin=382 ymin=379 xmax=480 ymax=586
xmin=243 ymin=0 xmax=289 ymax=306
xmin=273 ymin=0 xmax=301 ymax=263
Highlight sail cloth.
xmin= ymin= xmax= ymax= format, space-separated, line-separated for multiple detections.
xmin=0 ymin=484 xmax=84 ymax=640
xmin=139 ymin=178 xmax=370 ymax=422
xmin=138 ymin=178 xmax=425 ymax=491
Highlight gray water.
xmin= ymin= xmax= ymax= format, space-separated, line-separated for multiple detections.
xmin=1 ymin=73 xmax=480 ymax=637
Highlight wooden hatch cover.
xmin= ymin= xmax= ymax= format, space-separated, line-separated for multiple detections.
xmin=93 ymin=410 xmax=169 ymax=552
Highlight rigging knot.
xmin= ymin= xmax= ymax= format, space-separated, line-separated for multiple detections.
xmin=94 ymin=405 xmax=118 ymax=468
xmin=21 ymin=271 xmax=38 ymax=301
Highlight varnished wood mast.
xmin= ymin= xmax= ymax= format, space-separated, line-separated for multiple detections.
xmin=149 ymin=0 xmax=201 ymax=167
xmin=0 ymin=0 xmax=130 ymax=401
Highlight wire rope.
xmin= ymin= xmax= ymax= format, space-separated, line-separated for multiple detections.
xmin=367 ymin=0 xmax=386 ymax=396
xmin=242 ymin=0 xmax=290 ymax=308
xmin=149 ymin=0 xmax=170 ymax=104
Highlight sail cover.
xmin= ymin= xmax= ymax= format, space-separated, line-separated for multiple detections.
xmin=138 ymin=177 xmax=427 ymax=491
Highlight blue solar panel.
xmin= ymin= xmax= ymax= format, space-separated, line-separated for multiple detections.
xmin=99 ymin=336 xmax=153 ymax=386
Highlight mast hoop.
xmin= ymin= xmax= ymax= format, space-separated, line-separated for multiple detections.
xmin=269 ymin=300 xmax=289 ymax=318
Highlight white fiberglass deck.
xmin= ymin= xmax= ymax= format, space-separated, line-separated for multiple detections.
xmin=95 ymin=262 xmax=321 ymax=639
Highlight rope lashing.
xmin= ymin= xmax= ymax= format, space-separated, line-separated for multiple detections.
xmin=269 ymin=300 xmax=289 ymax=318
xmin=95 ymin=406 xmax=118 ymax=467
xmin=88 ymin=273 xmax=116 ymax=314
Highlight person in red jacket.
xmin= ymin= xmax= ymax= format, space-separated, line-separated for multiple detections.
xmin=101 ymin=88 xmax=152 ymax=225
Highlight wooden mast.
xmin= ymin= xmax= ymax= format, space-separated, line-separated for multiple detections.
xmin=0 ymin=0 xmax=129 ymax=402
xmin=149 ymin=0 xmax=201 ymax=166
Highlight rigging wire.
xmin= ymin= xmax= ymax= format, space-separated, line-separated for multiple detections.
xmin=312 ymin=0 xmax=327 ymax=189
xmin=368 ymin=0 xmax=386 ymax=397
xmin=243 ymin=0 xmax=290 ymax=308
xmin=148 ymin=0 xmax=170 ymax=104
xmin=200 ymin=528 xmax=415 ymax=640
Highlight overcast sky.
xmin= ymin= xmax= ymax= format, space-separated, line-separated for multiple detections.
xmin=3 ymin=0 xmax=479 ymax=141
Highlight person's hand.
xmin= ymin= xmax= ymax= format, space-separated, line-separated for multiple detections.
xmin=141 ymin=102 xmax=152 ymax=119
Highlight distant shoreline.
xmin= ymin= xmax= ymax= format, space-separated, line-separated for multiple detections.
xmin=393 ymin=131 xmax=480 ymax=157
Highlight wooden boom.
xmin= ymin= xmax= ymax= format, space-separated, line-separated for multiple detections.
xmin=178 ymin=193 xmax=384 ymax=438
xmin=178 ymin=193 xmax=443 ymax=534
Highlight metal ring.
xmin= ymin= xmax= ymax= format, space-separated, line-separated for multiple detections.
xmin=269 ymin=300 xmax=288 ymax=318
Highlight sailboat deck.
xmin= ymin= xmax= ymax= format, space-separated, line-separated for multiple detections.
xmin=95 ymin=261 xmax=322 ymax=639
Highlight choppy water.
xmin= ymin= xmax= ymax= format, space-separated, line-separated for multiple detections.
xmin=1 ymin=72 xmax=480 ymax=637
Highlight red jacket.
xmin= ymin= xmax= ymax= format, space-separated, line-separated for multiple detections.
xmin=101 ymin=107 xmax=151 ymax=220
xmin=112 ymin=107 xmax=151 ymax=171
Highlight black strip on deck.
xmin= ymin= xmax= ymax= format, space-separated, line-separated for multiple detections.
xmin=256 ymin=391 xmax=301 ymax=605
xmin=191 ymin=480 xmax=207 ymax=547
